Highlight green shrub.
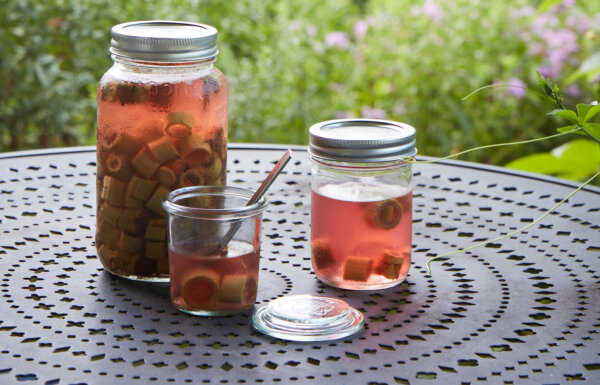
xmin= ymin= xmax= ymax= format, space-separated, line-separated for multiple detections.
xmin=1 ymin=0 xmax=598 ymax=169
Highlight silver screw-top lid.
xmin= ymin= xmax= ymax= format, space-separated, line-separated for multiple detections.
xmin=110 ymin=20 xmax=218 ymax=62
xmin=309 ymin=119 xmax=417 ymax=162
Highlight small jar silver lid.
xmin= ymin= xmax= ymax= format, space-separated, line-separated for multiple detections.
xmin=110 ymin=20 xmax=218 ymax=62
xmin=309 ymin=119 xmax=417 ymax=162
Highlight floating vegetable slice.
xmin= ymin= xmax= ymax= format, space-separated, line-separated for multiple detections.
xmin=342 ymin=256 xmax=373 ymax=282
xmin=105 ymin=153 xmax=132 ymax=180
xmin=374 ymin=249 xmax=405 ymax=278
xmin=179 ymin=168 xmax=206 ymax=187
xmin=149 ymin=137 xmax=179 ymax=164
xmin=382 ymin=263 xmax=400 ymax=280
xmin=99 ymin=202 xmax=122 ymax=227
xmin=156 ymin=165 xmax=178 ymax=187
xmin=119 ymin=232 xmax=143 ymax=253
xmin=118 ymin=208 xmax=150 ymax=235
xmin=144 ymin=220 xmax=167 ymax=241
xmin=166 ymin=112 xmax=193 ymax=139
xmin=312 ymin=239 xmax=335 ymax=270
xmin=219 ymin=274 xmax=251 ymax=303
xmin=101 ymin=176 xmax=127 ymax=207
xmin=382 ymin=250 xmax=404 ymax=265
xmin=125 ymin=195 xmax=144 ymax=209
xmin=181 ymin=270 xmax=220 ymax=308
xmin=131 ymin=147 xmax=161 ymax=178
xmin=127 ymin=176 xmax=157 ymax=201
xmin=145 ymin=186 xmax=170 ymax=217
xmin=97 ymin=244 xmax=114 ymax=266
xmin=100 ymin=131 xmax=141 ymax=156
xmin=366 ymin=199 xmax=403 ymax=230
xmin=180 ymin=134 xmax=213 ymax=166
xmin=117 ymin=81 xmax=146 ymax=105
xmin=97 ymin=220 xmax=120 ymax=249
xmin=100 ymin=81 xmax=118 ymax=102
xmin=206 ymin=157 xmax=222 ymax=181
xmin=145 ymin=241 xmax=167 ymax=259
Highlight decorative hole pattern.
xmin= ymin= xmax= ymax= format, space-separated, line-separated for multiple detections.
xmin=0 ymin=146 xmax=599 ymax=384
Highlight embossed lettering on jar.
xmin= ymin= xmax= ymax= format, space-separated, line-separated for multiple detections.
xmin=95 ymin=21 xmax=228 ymax=281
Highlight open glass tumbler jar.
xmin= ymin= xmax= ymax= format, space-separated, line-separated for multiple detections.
xmin=309 ymin=119 xmax=416 ymax=290
xmin=162 ymin=186 xmax=268 ymax=316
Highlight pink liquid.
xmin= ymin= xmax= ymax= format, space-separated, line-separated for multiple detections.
xmin=95 ymin=73 xmax=228 ymax=279
xmin=311 ymin=185 xmax=412 ymax=290
xmin=169 ymin=240 xmax=259 ymax=314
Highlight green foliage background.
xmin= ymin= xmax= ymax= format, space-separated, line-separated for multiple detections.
xmin=1 ymin=0 xmax=599 ymax=169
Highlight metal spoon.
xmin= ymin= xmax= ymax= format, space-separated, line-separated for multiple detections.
xmin=214 ymin=149 xmax=293 ymax=254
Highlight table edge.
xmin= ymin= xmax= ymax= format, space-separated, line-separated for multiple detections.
xmin=1 ymin=144 xmax=598 ymax=194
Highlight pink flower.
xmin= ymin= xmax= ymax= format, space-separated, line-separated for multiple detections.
xmin=361 ymin=106 xmax=387 ymax=119
xmin=421 ymin=0 xmax=445 ymax=24
xmin=353 ymin=20 xmax=369 ymax=38
xmin=335 ymin=111 xmax=355 ymax=119
xmin=565 ymin=84 xmax=582 ymax=98
xmin=505 ymin=78 xmax=527 ymax=99
xmin=325 ymin=31 xmax=350 ymax=49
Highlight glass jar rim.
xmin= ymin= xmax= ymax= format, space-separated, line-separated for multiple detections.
xmin=162 ymin=186 xmax=268 ymax=220
xmin=309 ymin=153 xmax=413 ymax=170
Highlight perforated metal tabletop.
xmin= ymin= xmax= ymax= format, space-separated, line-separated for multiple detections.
xmin=0 ymin=145 xmax=599 ymax=385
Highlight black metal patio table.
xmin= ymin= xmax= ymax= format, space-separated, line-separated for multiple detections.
xmin=0 ymin=144 xmax=599 ymax=385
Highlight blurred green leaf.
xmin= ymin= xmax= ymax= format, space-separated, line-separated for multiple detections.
xmin=583 ymin=123 xmax=600 ymax=142
xmin=508 ymin=139 xmax=600 ymax=181
xmin=566 ymin=52 xmax=600 ymax=83
xmin=506 ymin=153 xmax=569 ymax=175
xmin=536 ymin=0 xmax=563 ymax=14
xmin=577 ymin=104 xmax=600 ymax=124
xmin=548 ymin=109 xmax=578 ymax=123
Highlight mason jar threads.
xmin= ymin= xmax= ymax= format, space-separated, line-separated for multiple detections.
xmin=309 ymin=119 xmax=417 ymax=290
xmin=96 ymin=21 xmax=228 ymax=282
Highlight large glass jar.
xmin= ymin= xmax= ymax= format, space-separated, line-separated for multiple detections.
xmin=309 ymin=119 xmax=416 ymax=290
xmin=96 ymin=21 xmax=228 ymax=282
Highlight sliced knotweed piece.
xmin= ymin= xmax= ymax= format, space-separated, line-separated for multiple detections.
xmin=219 ymin=274 xmax=250 ymax=304
xmin=342 ymin=256 xmax=373 ymax=282
xmin=97 ymin=244 xmax=115 ymax=266
xmin=127 ymin=176 xmax=157 ymax=201
xmin=166 ymin=111 xmax=193 ymax=139
xmin=97 ymin=220 xmax=120 ymax=249
xmin=144 ymin=221 xmax=167 ymax=241
xmin=119 ymin=232 xmax=143 ymax=253
xmin=118 ymin=208 xmax=150 ymax=235
xmin=382 ymin=250 xmax=404 ymax=265
xmin=145 ymin=186 xmax=170 ymax=217
xmin=125 ymin=195 xmax=144 ymax=209
xmin=105 ymin=153 xmax=133 ymax=180
xmin=182 ymin=269 xmax=220 ymax=308
xmin=99 ymin=202 xmax=122 ymax=227
xmin=131 ymin=147 xmax=161 ymax=179
xmin=179 ymin=134 xmax=213 ymax=166
xmin=101 ymin=175 xmax=127 ymax=207
xmin=156 ymin=165 xmax=178 ymax=187
xmin=366 ymin=199 xmax=403 ymax=230
xmin=179 ymin=168 xmax=206 ymax=187
xmin=149 ymin=136 xmax=179 ymax=164
xmin=382 ymin=263 xmax=400 ymax=280
xmin=145 ymin=241 xmax=167 ymax=260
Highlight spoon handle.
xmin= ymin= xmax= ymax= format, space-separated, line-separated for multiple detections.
xmin=215 ymin=149 xmax=292 ymax=253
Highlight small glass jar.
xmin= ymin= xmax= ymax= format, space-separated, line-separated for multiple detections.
xmin=309 ymin=119 xmax=416 ymax=290
xmin=162 ymin=186 xmax=268 ymax=316
xmin=95 ymin=21 xmax=228 ymax=282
